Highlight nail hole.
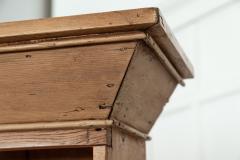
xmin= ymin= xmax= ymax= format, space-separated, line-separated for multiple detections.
xmin=95 ymin=128 xmax=102 ymax=131
xmin=25 ymin=55 xmax=32 ymax=58
xmin=106 ymin=83 xmax=114 ymax=87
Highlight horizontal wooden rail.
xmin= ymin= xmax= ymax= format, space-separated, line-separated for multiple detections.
xmin=0 ymin=120 xmax=113 ymax=132
xmin=0 ymin=31 xmax=146 ymax=53
xmin=0 ymin=119 xmax=150 ymax=140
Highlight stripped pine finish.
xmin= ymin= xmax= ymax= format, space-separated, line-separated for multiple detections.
xmin=0 ymin=7 xmax=193 ymax=160
xmin=111 ymin=42 xmax=177 ymax=133
xmin=0 ymin=42 xmax=136 ymax=124
xmin=0 ymin=120 xmax=113 ymax=132
xmin=0 ymin=128 xmax=109 ymax=151
xmin=0 ymin=8 xmax=157 ymax=43
xmin=107 ymin=128 xmax=146 ymax=160
xmin=0 ymin=31 xmax=145 ymax=53
xmin=93 ymin=146 xmax=107 ymax=160
xmin=147 ymin=22 xmax=194 ymax=78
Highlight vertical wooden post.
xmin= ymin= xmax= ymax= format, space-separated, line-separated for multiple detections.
xmin=107 ymin=128 xmax=146 ymax=160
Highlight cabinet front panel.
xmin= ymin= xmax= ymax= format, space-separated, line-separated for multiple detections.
xmin=0 ymin=42 xmax=135 ymax=124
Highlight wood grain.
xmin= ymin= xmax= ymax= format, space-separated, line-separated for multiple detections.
xmin=0 ymin=128 xmax=108 ymax=151
xmin=0 ymin=7 xmax=193 ymax=79
xmin=0 ymin=8 xmax=158 ymax=43
xmin=107 ymin=128 xmax=146 ymax=160
xmin=111 ymin=42 xmax=177 ymax=133
xmin=0 ymin=120 xmax=113 ymax=132
xmin=144 ymin=34 xmax=185 ymax=86
xmin=93 ymin=146 xmax=107 ymax=160
xmin=0 ymin=42 xmax=136 ymax=124
xmin=147 ymin=9 xmax=194 ymax=78
xmin=0 ymin=31 xmax=145 ymax=53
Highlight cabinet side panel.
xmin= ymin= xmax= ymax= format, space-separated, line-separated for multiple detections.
xmin=111 ymin=41 xmax=177 ymax=133
xmin=107 ymin=128 xmax=145 ymax=160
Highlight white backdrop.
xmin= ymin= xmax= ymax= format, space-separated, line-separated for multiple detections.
xmin=0 ymin=0 xmax=49 ymax=22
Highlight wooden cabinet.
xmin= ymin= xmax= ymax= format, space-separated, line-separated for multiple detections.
xmin=0 ymin=8 xmax=193 ymax=160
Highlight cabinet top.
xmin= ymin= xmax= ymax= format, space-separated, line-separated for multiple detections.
xmin=0 ymin=7 xmax=193 ymax=78
xmin=0 ymin=8 xmax=158 ymax=43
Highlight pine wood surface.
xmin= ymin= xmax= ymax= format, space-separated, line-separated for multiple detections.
xmin=0 ymin=128 xmax=109 ymax=151
xmin=0 ymin=31 xmax=145 ymax=53
xmin=0 ymin=42 xmax=136 ymax=124
xmin=0 ymin=120 xmax=113 ymax=132
xmin=93 ymin=146 xmax=107 ymax=160
xmin=0 ymin=7 xmax=193 ymax=78
xmin=111 ymin=42 xmax=177 ymax=133
xmin=107 ymin=128 xmax=145 ymax=160
xmin=0 ymin=8 xmax=157 ymax=43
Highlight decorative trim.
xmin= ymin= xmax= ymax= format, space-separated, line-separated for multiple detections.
xmin=0 ymin=31 xmax=146 ymax=53
xmin=0 ymin=120 xmax=113 ymax=132
xmin=0 ymin=29 xmax=185 ymax=87
xmin=144 ymin=33 xmax=185 ymax=86
xmin=0 ymin=119 xmax=151 ymax=141
xmin=112 ymin=119 xmax=151 ymax=141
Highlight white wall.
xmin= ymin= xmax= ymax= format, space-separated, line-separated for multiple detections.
xmin=0 ymin=0 xmax=50 ymax=22
xmin=51 ymin=0 xmax=179 ymax=16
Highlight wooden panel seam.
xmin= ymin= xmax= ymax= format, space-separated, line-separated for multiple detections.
xmin=110 ymin=41 xmax=178 ymax=133
xmin=107 ymin=41 xmax=141 ymax=119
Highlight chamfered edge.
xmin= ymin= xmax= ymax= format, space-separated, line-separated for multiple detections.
xmin=147 ymin=8 xmax=194 ymax=79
